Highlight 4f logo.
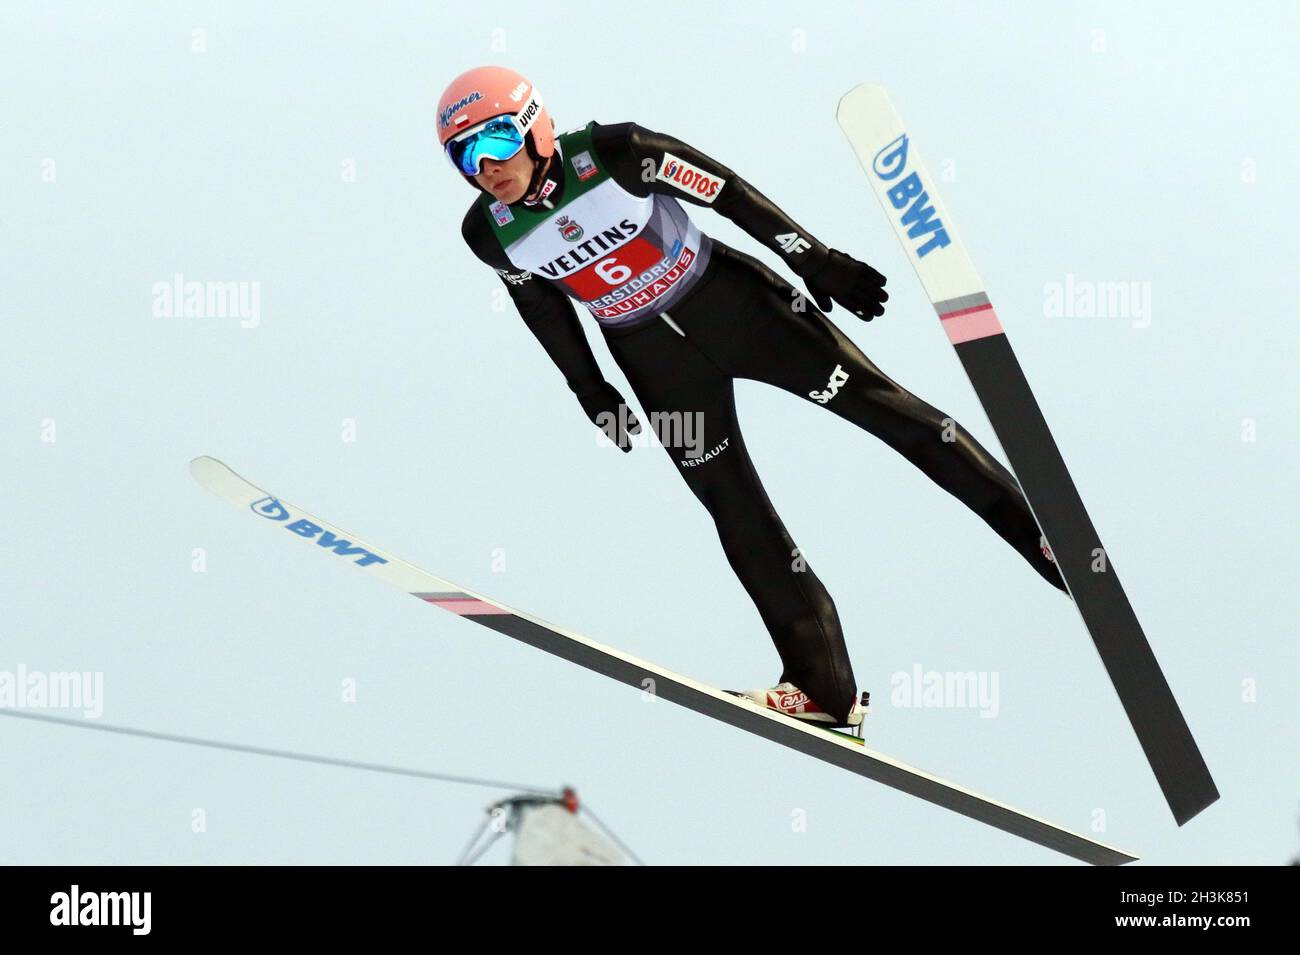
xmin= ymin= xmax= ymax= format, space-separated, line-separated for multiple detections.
xmin=775 ymin=232 xmax=810 ymax=255
xmin=809 ymin=364 xmax=850 ymax=404
xmin=871 ymin=133 xmax=950 ymax=258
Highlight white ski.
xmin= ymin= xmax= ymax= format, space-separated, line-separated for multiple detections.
xmin=835 ymin=85 xmax=1216 ymax=825
xmin=190 ymin=456 xmax=1135 ymax=865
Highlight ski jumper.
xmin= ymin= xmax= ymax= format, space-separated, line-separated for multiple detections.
xmin=461 ymin=121 xmax=1062 ymax=724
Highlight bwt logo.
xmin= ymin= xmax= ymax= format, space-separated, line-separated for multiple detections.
xmin=872 ymin=134 xmax=950 ymax=258
xmin=250 ymin=497 xmax=389 ymax=567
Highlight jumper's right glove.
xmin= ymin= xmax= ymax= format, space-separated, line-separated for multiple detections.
xmin=800 ymin=248 xmax=888 ymax=320
xmin=575 ymin=381 xmax=641 ymax=452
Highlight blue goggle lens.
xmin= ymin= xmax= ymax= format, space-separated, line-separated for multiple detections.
xmin=447 ymin=117 xmax=526 ymax=176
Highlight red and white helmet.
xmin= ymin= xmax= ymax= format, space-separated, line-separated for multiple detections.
xmin=436 ymin=66 xmax=555 ymax=167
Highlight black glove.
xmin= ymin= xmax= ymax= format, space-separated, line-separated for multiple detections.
xmin=800 ymin=249 xmax=888 ymax=320
xmin=575 ymin=381 xmax=641 ymax=452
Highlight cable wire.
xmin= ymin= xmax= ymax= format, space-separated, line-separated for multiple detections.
xmin=581 ymin=803 xmax=647 ymax=866
xmin=0 ymin=708 xmax=556 ymax=796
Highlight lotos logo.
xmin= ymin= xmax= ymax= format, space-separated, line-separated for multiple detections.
xmin=871 ymin=133 xmax=950 ymax=258
xmin=655 ymin=152 xmax=724 ymax=204
xmin=250 ymin=496 xmax=389 ymax=567
xmin=438 ymin=91 xmax=483 ymax=129
xmin=535 ymin=177 xmax=558 ymax=203
xmin=809 ymin=364 xmax=850 ymax=404
xmin=555 ymin=215 xmax=584 ymax=242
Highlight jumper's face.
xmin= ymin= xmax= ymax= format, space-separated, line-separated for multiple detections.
xmin=474 ymin=148 xmax=535 ymax=205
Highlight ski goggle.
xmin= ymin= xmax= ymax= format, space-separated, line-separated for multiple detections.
xmin=445 ymin=116 xmax=526 ymax=176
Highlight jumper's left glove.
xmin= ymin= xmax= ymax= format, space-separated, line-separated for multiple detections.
xmin=800 ymin=249 xmax=888 ymax=320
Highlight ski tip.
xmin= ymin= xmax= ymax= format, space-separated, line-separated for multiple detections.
xmin=189 ymin=455 xmax=238 ymax=490
xmin=189 ymin=456 xmax=273 ymax=507
xmin=189 ymin=455 xmax=222 ymax=478
xmin=835 ymin=83 xmax=890 ymax=121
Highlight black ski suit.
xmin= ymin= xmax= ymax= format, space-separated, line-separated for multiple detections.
xmin=461 ymin=121 xmax=1062 ymax=724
